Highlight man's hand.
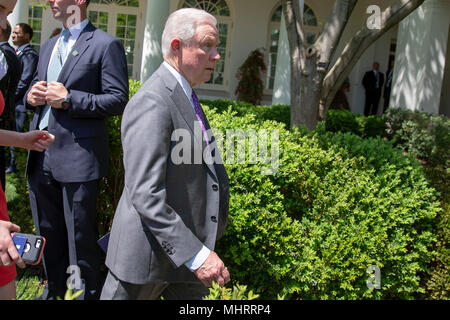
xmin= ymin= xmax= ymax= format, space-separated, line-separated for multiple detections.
xmin=194 ymin=251 xmax=230 ymax=287
xmin=18 ymin=131 xmax=55 ymax=152
xmin=0 ymin=220 xmax=25 ymax=269
xmin=46 ymin=82 xmax=68 ymax=109
xmin=27 ymin=81 xmax=47 ymax=106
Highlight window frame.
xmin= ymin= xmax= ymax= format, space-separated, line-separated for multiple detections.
xmin=264 ymin=2 xmax=320 ymax=93
xmin=178 ymin=0 xmax=233 ymax=92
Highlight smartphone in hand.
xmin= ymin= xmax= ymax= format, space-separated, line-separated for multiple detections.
xmin=12 ymin=233 xmax=46 ymax=265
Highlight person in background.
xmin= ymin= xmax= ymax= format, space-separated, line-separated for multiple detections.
xmin=6 ymin=23 xmax=39 ymax=174
xmin=362 ymin=61 xmax=384 ymax=116
xmin=383 ymin=60 xmax=394 ymax=114
xmin=0 ymin=20 xmax=20 ymax=187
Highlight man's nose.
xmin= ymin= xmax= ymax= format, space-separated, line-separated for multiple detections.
xmin=211 ymin=48 xmax=220 ymax=61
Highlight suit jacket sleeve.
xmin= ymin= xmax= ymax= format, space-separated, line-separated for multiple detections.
xmin=15 ymin=51 xmax=37 ymax=101
xmin=68 ymin=37 xmax=129 ymax=119
xmin=121 ymin=89 xmax=204 ymax=268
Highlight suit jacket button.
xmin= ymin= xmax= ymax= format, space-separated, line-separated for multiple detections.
xmin=212 ymin=184 xmax=218 ymax=191
xmin=211 ymin=216 xmax=217 ymax=223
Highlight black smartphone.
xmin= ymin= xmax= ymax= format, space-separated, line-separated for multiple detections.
xmin=12 ymin=233 xmax=46 ymax=265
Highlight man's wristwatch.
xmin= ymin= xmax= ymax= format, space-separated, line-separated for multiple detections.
xmin=61 ymin=93 xmax=72 ymax=110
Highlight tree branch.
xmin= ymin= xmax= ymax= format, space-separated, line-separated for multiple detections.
xmin=320 ymin=0 xmax=425 ymax=117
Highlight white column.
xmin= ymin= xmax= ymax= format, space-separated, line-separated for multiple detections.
xmin=272 ymin=0 xmax=304 ymax=105
xmin=391 ymin=0 xmax=450 ymax=114
xmin=140 ymin=0 xmax=170 ymax=82
xmin=8 ymin=0 xmax=28 ymax=35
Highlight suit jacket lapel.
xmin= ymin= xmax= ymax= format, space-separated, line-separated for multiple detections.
xmin=158 ymin=65 xmax=218 ymax=180
xmin=58 ymin=23 xmax=95 ymax=84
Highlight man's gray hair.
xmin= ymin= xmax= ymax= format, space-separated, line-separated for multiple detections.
xmin=162 ymin=8 xmax=217 ymax=58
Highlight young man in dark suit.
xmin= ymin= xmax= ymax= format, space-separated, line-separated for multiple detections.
xmin=5 ymin=23 xmax=39 ymax=174
xmin=26 ymin=0 xmax=129 ymax=300
xmin=0 ymin=21 xmax=20 ymax=187
xmin=362 ymin=62 xmax=385 ymax=116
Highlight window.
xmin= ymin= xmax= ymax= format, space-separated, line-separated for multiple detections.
xmin=88 ymin=10 xmax=109 ymax=33
xmin=180 ymin=0 xmax=233 ymax=90
xmin=88 ymin=0 xmax=141 ymax=78
xmin=28 ymin=5 xmax=43 ymax=52
xmin=90 ymin=0 xmax=139 ymax=6
xmin=266 ymin=3 xmax=319 ymax=90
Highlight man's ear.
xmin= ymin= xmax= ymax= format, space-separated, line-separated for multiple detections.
xmin=170 ymin=39 xmax=182 ymax=55
xmin=75 ymin=0 xmax=87 ymax=6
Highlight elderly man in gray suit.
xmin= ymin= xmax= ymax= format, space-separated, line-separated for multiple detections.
xmin=100 ymin=8 xmax=230 ymax=300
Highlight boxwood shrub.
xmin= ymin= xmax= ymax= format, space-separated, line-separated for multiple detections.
xmin=206 ymin=106 xmax=439 ymax=299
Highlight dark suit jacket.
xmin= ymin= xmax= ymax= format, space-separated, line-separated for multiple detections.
xmin=362 ymin=70 xmax=385 ymax=95
xmin=0 ymin=43 xmax=21 ymax=131
xmin=26 ymin=22 xmax=129 ymax=183
xmin=105 ymin=64 xmax=229 ymax=284
xmin=15 ymin=44 xmax=38 ymax=112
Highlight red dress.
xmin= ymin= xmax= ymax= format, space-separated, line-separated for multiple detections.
xmin=0 ymin=90 xmax=17 ymax=287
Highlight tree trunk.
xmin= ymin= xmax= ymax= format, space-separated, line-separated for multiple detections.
xmin=284 ymin=0 xmax=426 ymax=129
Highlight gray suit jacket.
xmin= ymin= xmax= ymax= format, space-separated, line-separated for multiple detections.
xmin=105 ymin=64 xmax=229 ymax=284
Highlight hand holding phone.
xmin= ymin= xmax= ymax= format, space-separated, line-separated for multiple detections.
xmin=0 ymin=220 xmax=25 ymax=268
xmin=12 ymin=233 xmax=46 ymax=265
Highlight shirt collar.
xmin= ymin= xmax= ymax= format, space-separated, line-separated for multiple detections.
xmin=163 ymin=61 xmax=193 ymax=103
xmin=17 ymin=43 xmax=29 ymax=52
xmin=62 ymin=19 xmax=89 ymax=41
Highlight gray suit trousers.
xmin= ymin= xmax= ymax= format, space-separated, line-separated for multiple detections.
xmin=100 ymin=270 xmax=209 ymax=300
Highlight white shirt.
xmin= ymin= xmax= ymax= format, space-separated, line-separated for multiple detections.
xmin=163 ymin=61 xmax=211 ymax=272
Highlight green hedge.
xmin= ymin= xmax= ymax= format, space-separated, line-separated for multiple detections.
xmin=384 ymin=108 xmax=450 ymax=169
xmin=6 ymin=83 xmax=445 ymax=299
xmin=205 ymin=106 xmax=439 ymax=299
xmin=325 ymin=108 xmax=450 ymax=170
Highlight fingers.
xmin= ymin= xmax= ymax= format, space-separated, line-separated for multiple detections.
xmin=0 ymin=221 xmax=23 ymax=268
xmin=8 ymin=244 xmax=25 ymax=269
xmin=7 ymin=222 xmax=21 ymax=234
xmin=194 ymin=251 xmax=231 ymax=288
xmin=46 ymin=82 xmax=68 ymax=108
xmin=29 ymin=131 xmax=55 ymax=152
xmin=0 ymin=250 xmax=13 ymax=267
xmin=27 ymin=81 xmax=47 ymax=106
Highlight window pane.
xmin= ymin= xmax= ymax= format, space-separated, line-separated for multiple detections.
xmin=272 ymin=6 xmax=282 ymax=22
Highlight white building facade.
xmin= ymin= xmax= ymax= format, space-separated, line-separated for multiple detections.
xmin=9 ymin=0 xmax=450 ymax=116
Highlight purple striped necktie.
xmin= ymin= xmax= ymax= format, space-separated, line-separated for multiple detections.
xmin=191 ymin=90 xmax=209 ymax=145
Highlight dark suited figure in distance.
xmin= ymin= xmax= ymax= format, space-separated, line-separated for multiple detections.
xmin=101 ymin=8 xmax=230 ymax=300
xmin=6 ymin=23 xmax=39 ymax=174
xmin=26 ymin=0 xmax=128 ymax=300
xmin=383 ymin=60 xmax=394 ymax=114
xmin=362 ymin=62 xmax=384 ymax=116
xmin=0 ymin=21 xmax=20 ymax=188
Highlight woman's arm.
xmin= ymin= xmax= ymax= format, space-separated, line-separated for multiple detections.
xmin=0 ymin=130 xmax=55 ymax=151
